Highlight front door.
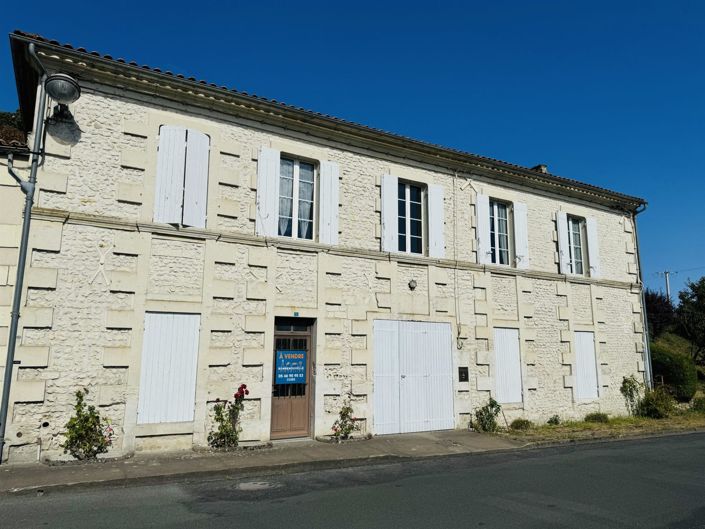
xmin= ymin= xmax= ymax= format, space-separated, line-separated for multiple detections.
xmin=271 ymin=318 xmax=313 ymax=439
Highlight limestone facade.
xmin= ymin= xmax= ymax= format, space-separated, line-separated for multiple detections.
xmin=0 ymin=36 xmax=647 ymax=462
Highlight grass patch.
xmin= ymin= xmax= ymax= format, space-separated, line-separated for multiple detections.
xmin=500 ymin=411 xmax=705 ymax=444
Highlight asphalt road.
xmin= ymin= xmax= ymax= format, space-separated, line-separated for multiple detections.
xmin=3 ymin=433 xmax=705 ymax=529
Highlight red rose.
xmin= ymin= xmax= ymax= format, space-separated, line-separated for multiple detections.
xmin=245 ymin=390 xmax=250 ymax=395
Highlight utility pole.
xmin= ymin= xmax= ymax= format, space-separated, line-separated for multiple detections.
xmin=664 ymin=270 xmax=671 ymax=301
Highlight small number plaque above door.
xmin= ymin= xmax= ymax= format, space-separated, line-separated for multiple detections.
xmin=275 ymin=350 xmax=307 ymax=384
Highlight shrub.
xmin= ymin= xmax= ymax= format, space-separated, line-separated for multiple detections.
xmin=690 ymin=397 xmax=705 ymax=414
xmin=473 ymin=398 xmax=502 ymax=433
xmin=636 ymin=387 xmax=675 ymax=419
xmin=509 ymin=418 xmax=532 ymax=431
xmin=332 ymin=394 xmax=359 ymax=441
xmin=547 ymin=414 xmax=560 ymax=426
xmin=584 ymin=412 xmax=609 ymax=423
xmin=61 ymin=389 xmax=114 ymax=461
xmin=650 ymin=342 xmax=697 ymax=402
xmin=620 ymin=375 xmax=643 ymax=416
xmin=208 ymin=383 xmax=248 ymax=449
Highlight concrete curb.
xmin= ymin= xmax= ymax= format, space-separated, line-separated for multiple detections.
xmin=4 ymin=428 xmax=704 ymax=495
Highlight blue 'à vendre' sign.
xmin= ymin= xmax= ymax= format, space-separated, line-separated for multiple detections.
xmin=275 ymin=350 xmax=306 ymax=384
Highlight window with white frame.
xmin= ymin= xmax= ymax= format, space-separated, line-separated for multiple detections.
xmin=278 ymin=157 xmax=315 ymax=240
xmin=489 ymin=199 xmax=512 ymax=265
xmin=567 ymin=215 xmax=588 ymax=275
xmin=397 ymin=182 xmax=425 ymax=254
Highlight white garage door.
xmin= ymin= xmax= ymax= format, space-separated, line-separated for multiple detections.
xmin=373 ymin=320 xmax=454 ymax=435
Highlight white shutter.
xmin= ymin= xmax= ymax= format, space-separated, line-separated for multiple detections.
xmin=182 ymin=129 xmax=210 ymax=228
xmin=475 ymin=193 xmax=491 ymax=264
xmin=399 ymin=321 xmax=454 ymax=432
xmin=575 ymin=331 xmax=599 ymax=400
xmin=256 ymin=147 xmax=281 ymax=237
xmin=373 ymin=320 xmax=400 ymax=435
xmin=494 ymin=328 xmax=523 ymax=404
xmin=556 ymin=211 xmax=570 ymax=274
xmin=319 ymin=161 xmax=340 ymax=245
xmin=586 ymin=217 xmax=601 ymax=278
xmin=138 ymin=313 xmax=201 ymax=424
xmin=513 ymin=202 xmax=529 ymax=269
xmin=427 ymin=184 xmax=445 ymax=258
xmin=154 ymin=125 xmax=186 ymax=225
xmin=381 ymin=174 xmax=398 ymax=252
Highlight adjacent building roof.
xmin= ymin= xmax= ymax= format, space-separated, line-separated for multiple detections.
xmin=8 ymin=30 xmax=647 ymax=211
xmin=0 ymin=124 xmax=27 ymax=155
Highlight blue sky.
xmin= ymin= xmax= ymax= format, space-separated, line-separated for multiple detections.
xmin=2 ymin=1 xmax=704 ymax=296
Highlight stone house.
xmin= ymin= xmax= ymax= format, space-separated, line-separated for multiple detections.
xmin=0 ymin=31 xmax=649 ymax=463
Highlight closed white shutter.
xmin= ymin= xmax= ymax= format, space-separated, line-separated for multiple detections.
xmin=137 ymin=313 xmax=201 ymax=424
xmin=381 ymin=174 xmax=398 ymax=252
xmin=575 ymin=331 xmax=599 ymax=400
xmin=154 ymin=125 xmax=187 ymax=225
xmin=475 ymin=193 xmax=491 ymax=264
xmin=586 ymin=217 xmax=601 ymax=278
xmin=513 ymin=202 xmax=529 ymax=269
xmin=256 ymin=147 xmax=281 ymax=237
xmin=182 ymin=129 xmax=210 ymax=228
xmin=319 ymin=161 xmax=340 ymax=245
xmin=556 ymin=211 xmax=570 ymax=274
xmin=373 ymin=320 xmax=400 ymax=435
xmin=427 ymin=184 xmax=445 ymax=259
xmin=399 ymin=321 xmax=453 ymax=432
xmin=494 ymin=328 xmax=523 ymax=404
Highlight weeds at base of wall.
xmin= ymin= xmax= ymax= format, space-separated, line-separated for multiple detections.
xmin=61 ymin=389 xmax=114 ymax=461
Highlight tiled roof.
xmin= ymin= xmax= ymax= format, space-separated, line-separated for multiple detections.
xmin=0 ymin=124 xmax=27 ymax=151
xmin=9 ymin=30 xmax=646 ymax=208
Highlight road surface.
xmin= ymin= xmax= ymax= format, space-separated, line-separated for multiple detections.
xmin=3 ymin=433 xmax=705 ymax=528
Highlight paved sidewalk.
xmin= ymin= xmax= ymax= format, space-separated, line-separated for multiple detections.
xmin=0 ymin=431 xmax=522 ymax=493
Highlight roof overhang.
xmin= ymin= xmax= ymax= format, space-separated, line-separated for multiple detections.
xmin=9 ymin=30 xmax=647 ymax=212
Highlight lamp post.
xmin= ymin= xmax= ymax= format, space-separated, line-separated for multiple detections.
xmin=0 ymin=43 xmax=81 ymax=463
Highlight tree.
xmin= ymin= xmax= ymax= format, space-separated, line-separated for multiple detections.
xmin=676 ymin=277 xmax=705 ymax=365
xmin=644 ymin=288 xmax=675 ymax=338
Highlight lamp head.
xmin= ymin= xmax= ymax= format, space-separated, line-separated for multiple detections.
xmin=45 ymin=73 xmax=81 ymax=105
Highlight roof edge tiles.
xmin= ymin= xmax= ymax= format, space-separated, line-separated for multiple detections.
xmin=8 ymin=30 xmax=646 ymax=211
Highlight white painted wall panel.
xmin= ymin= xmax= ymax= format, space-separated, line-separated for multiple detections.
xmin=494 ymin=327 xmax=523 ymax=404
xmin=319 ymin=160 xmax=340 ymax=245
xmin=476 ymin=193 xmax=491 ymax=264
xmin=154 ymin=126 xmax=187 ymax=225
xmin=381 ymin=174 xmax=398 ymax=252
xmin=575 ymin=331 xmax=599 ymax=400
xmin=182 ymin=129 xmax=210 ymax=228
xmin=137 ymin=313 xmax=201 ymax=424
xmin=373 ymin=320 xmax=400 ymax=434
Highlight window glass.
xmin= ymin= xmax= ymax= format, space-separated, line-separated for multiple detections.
xmin=397 ymin=182 xmax=425 ymax=254
xmin=568 ymin=216 xmax=586 ymax=275
xmin=490 ymin=200 xmax=511 ymax=265
xmin=279 ymin=158 xmax=315 ymax=240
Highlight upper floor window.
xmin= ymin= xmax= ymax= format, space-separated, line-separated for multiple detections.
xmin=398 ymin=182 xmax=425 ymax=254
xmin=567 ymin=215 xmax=587 ymax=275
xmin=279 ymin=157 xmax=315 ymax=240
xmin=381 ymin=174 xmax=445 ymax=258
xmin=557 ymin=212 xmax=600 ymax=278
xmin=154 ymin=125 xmax=210 ymax=229
xmin=489 ymin=199 xmax=512 ymax=265
xmin=476 ymin=194 xmax=529 ymax=269
xmin=256 ymin=147 xmax=339 ymax=245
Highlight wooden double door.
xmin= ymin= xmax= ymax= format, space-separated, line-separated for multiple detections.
xmin=271 ymin=319 xmax=314 ymax=439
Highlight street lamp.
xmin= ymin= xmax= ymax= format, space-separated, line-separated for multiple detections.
xmin=0 ymin=43 xmax=81 ymax=464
